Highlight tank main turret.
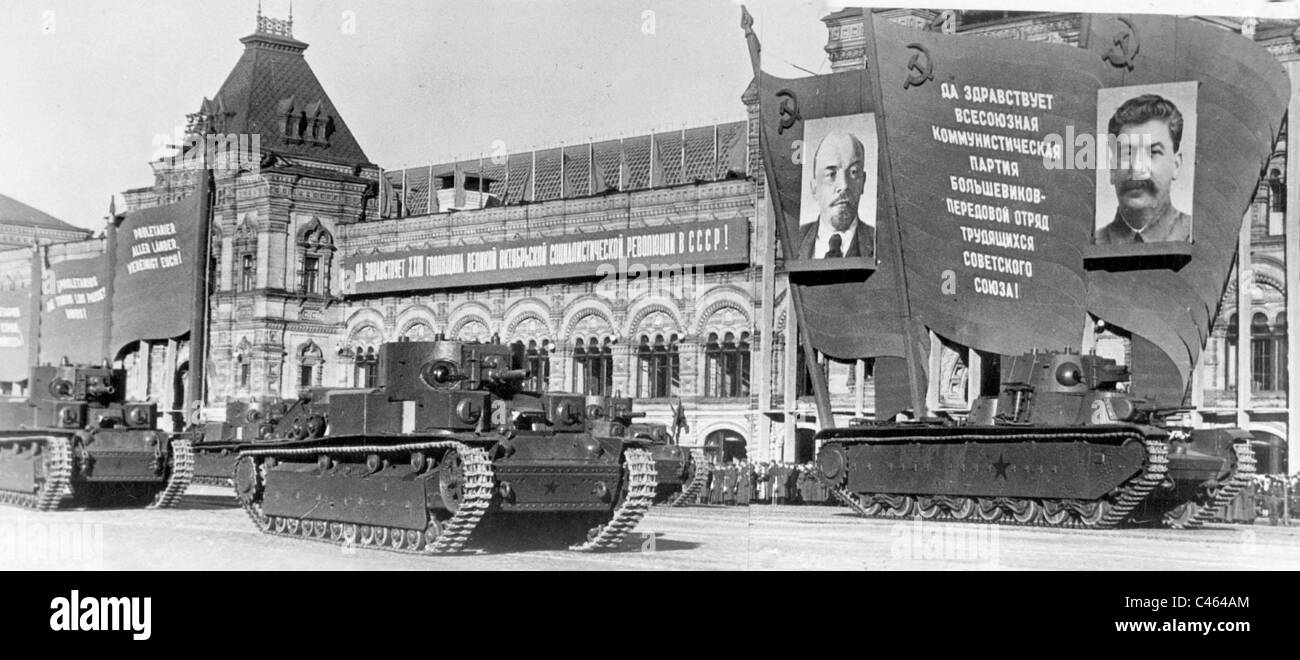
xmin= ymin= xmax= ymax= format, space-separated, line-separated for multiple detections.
xmin=967 ymin=351 xmax=1156 ymax=427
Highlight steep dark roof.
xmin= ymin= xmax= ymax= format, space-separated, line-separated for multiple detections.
xmin=382 ymin=121 xmax=749 ymax=215
xmin=0 ymin=193 xmax=88 ymax=234
xmin=201 ymin=27 xmax=370 ymax=166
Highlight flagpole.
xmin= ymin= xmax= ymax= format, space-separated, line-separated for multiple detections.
xmin=862 ymin=9 xmax=927 ymax=416
xmin=186 ymin=164 xmax=215 ymax=427
xmin=741 ymin=5 xmax=835 ymax=429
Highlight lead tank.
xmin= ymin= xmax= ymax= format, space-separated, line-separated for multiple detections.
xmin=586 ymin=396 xmax=708 ymax=506
xmin=815 ymin=351 xmax=1253 ymax=528
xmin=0 ymin=363 xmax=193 ymax=510
xmin=231 ymin=339 xmax=658 ymax=553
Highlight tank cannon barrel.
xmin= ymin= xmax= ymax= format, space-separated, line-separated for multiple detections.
xmin=489 ymin=368 xmax=530 ymax=382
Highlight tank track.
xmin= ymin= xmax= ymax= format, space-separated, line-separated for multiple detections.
xmin=0 ymin=436 xmax=72 ymax=511
xmin=236 ymin=440 xmax=494 ymax=555
xmin=825 ymin=435 xmax=1168 ymax=529
xmin=1162 ymin=442 xmax=1257 ymax=529
xmin=664 ymin=450 xmax=709 ymax=508
xmin=148 ymin=437 xmax=194 ymax=509
xmin=570 ymin=447 xmax=657 ymax=551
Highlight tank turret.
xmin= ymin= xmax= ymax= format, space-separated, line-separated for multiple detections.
xmin=967 ymin=351 xmax=1156 ymax=427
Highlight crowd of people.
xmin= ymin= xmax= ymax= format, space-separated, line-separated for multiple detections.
xmin=693 ymin=459 xmax=843 ymax=506
xmin=1249 ymin=473 xmax=1300 ymax=525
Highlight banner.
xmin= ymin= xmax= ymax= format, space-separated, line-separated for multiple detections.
xmin=0 ymin=286 xmax=30 ymax=382
xmin=872 ymin=18 xmax=1096 ymax=357
xmin=40 ymin=253 xmax=108 ymax=366
xmin=341 ymin=217 xmax=749 ymax=295
xmin=1080 ymin=14 xmax=1289 ymax=403
xmin=110 ymin=194 xmax=199 ymax=352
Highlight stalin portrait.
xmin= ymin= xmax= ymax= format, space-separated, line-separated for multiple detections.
xmin=1097 ymin=93 xmax=1193 ymax=245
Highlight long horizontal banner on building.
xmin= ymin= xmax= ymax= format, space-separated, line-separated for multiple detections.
xmin=341 ymin=217 xmax=750 ymax=295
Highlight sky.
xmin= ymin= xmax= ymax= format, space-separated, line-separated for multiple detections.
xmin=0 ymin=0 xmax=1265 ymax=231
xmin=0 ymin=0 xmax=836 ymax=231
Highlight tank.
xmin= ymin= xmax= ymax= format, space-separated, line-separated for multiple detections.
xmin=231 ymin=339 xmax=658 ymax=554
xmin=585 ymin=396 xmax=709 ymax=506
xmin=0 ymin=363 xmax=193 ymax=510
xmin=190 ymin=398 xmax=296 ymax=486
xmin=815 ymin=351 xmax=1253 ymax=529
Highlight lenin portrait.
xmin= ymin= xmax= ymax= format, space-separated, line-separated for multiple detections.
xmin=798 ymin=114 xmax=878 ymax=260
xmin=1094 ymin=83 xmax=1198 ymax=245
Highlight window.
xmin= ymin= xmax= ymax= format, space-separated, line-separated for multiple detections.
xmin=573 ymin=337 xmax=613 ymax=396
xmin=1225 ymin=313 xmax=1238 ymax=390
xmin=298 ymin=341 xmax=323 ymax=390
xmin=301 ymin=256 xmax=319 ymax=293
xmin=1251 ymin=312 xmax=1285 ymax=392
xmin=636 ymin=334 xmax=679 ymax=398
xmin=234 ymin=219 xmax=257 ymax=292
xmin=297 ymin=219 xmax=334 ymax=295
xmin=355 ymin=347 xmax=378 ymax=388
xmin=1268 ymin=169 xmax=1286 ymax=236
xmin=238 ymin=357 xmax=251 ymax=389
xmin=704 ymin=331 xmax=751 ymax=398
xmin=240 ymin=254 xmax=255 ymax=291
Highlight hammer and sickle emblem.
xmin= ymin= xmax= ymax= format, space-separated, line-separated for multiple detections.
xmin=1103 ymin=17 xmax=1140 ymax=71
xmin=775 ymin=89 xmax=800 ymax=135
xmin=903 ymin=43 xmax=934 ymax=90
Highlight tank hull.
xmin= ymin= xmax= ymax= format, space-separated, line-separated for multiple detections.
xmin=0 ymin=429 xmax=193 ymax=510
xmin=233 ymin=432 xmax=657 ymax=554
xmin=816 ymin=424 xmax=1172 ymax=528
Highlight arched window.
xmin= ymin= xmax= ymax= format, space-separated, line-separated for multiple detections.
xmin=297 ymin=219 xmax=334 ymax=295
xmin=348 ymin=325 xmax=383 ymax=388
xmin=402 ymin=321 xmax=435 ymax=342
xmin=573 ymin=336 xmax=613 ymax=396
xmin=636 ymin=333 xmax=679 ymax=399
xmin=704 ymin=331 xmax=751 ymax=398
xmin=298 ymin=341 xmax=323 ymax=389
xmin=355 ymin=346 xmax=378 ymax=388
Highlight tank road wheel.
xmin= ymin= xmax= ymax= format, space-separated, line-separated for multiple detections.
xmin=1042 ymin=501 xmax=1070 ymax=526
xmin=360 ymin=525 xmax=375 ymax=545
xmin=286 ymin=518 xmax=301 ymax=535
xmin=328 ymin=522 xmax=343 ymax=541
xmin=438 ymin=451 xmax=466 ymax=515
xmin=423 ymin=518 xmax=443 ymax=547
xmin=948 ymin=497 xmax=976 ymax=521
xmin=916 ymin=497 xmax=943 ymax=520
xmin=1011 ymin=499 xmax=1040 ymax=525
xmin=405 ymin=529 xmax=424 ymax=551
xmin=374 ymin=526 xmax=389 ymax=546
xmin=313 ymin=520 xmax=328 ymax=538
xmin=273 ymin=516 xmax=287 ymax=533
xmin=389 ymin=527 xmax=405 ymax=550
xmin=975 ymin=498 xmax=1003 ymax=522
xmin=343 ymin=524 xmax=358 ymax=544
xmin=881 ymin=494 xmax=914 ymax=518
xmin=1074 ymin=501 xmax=1107 ymax=527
